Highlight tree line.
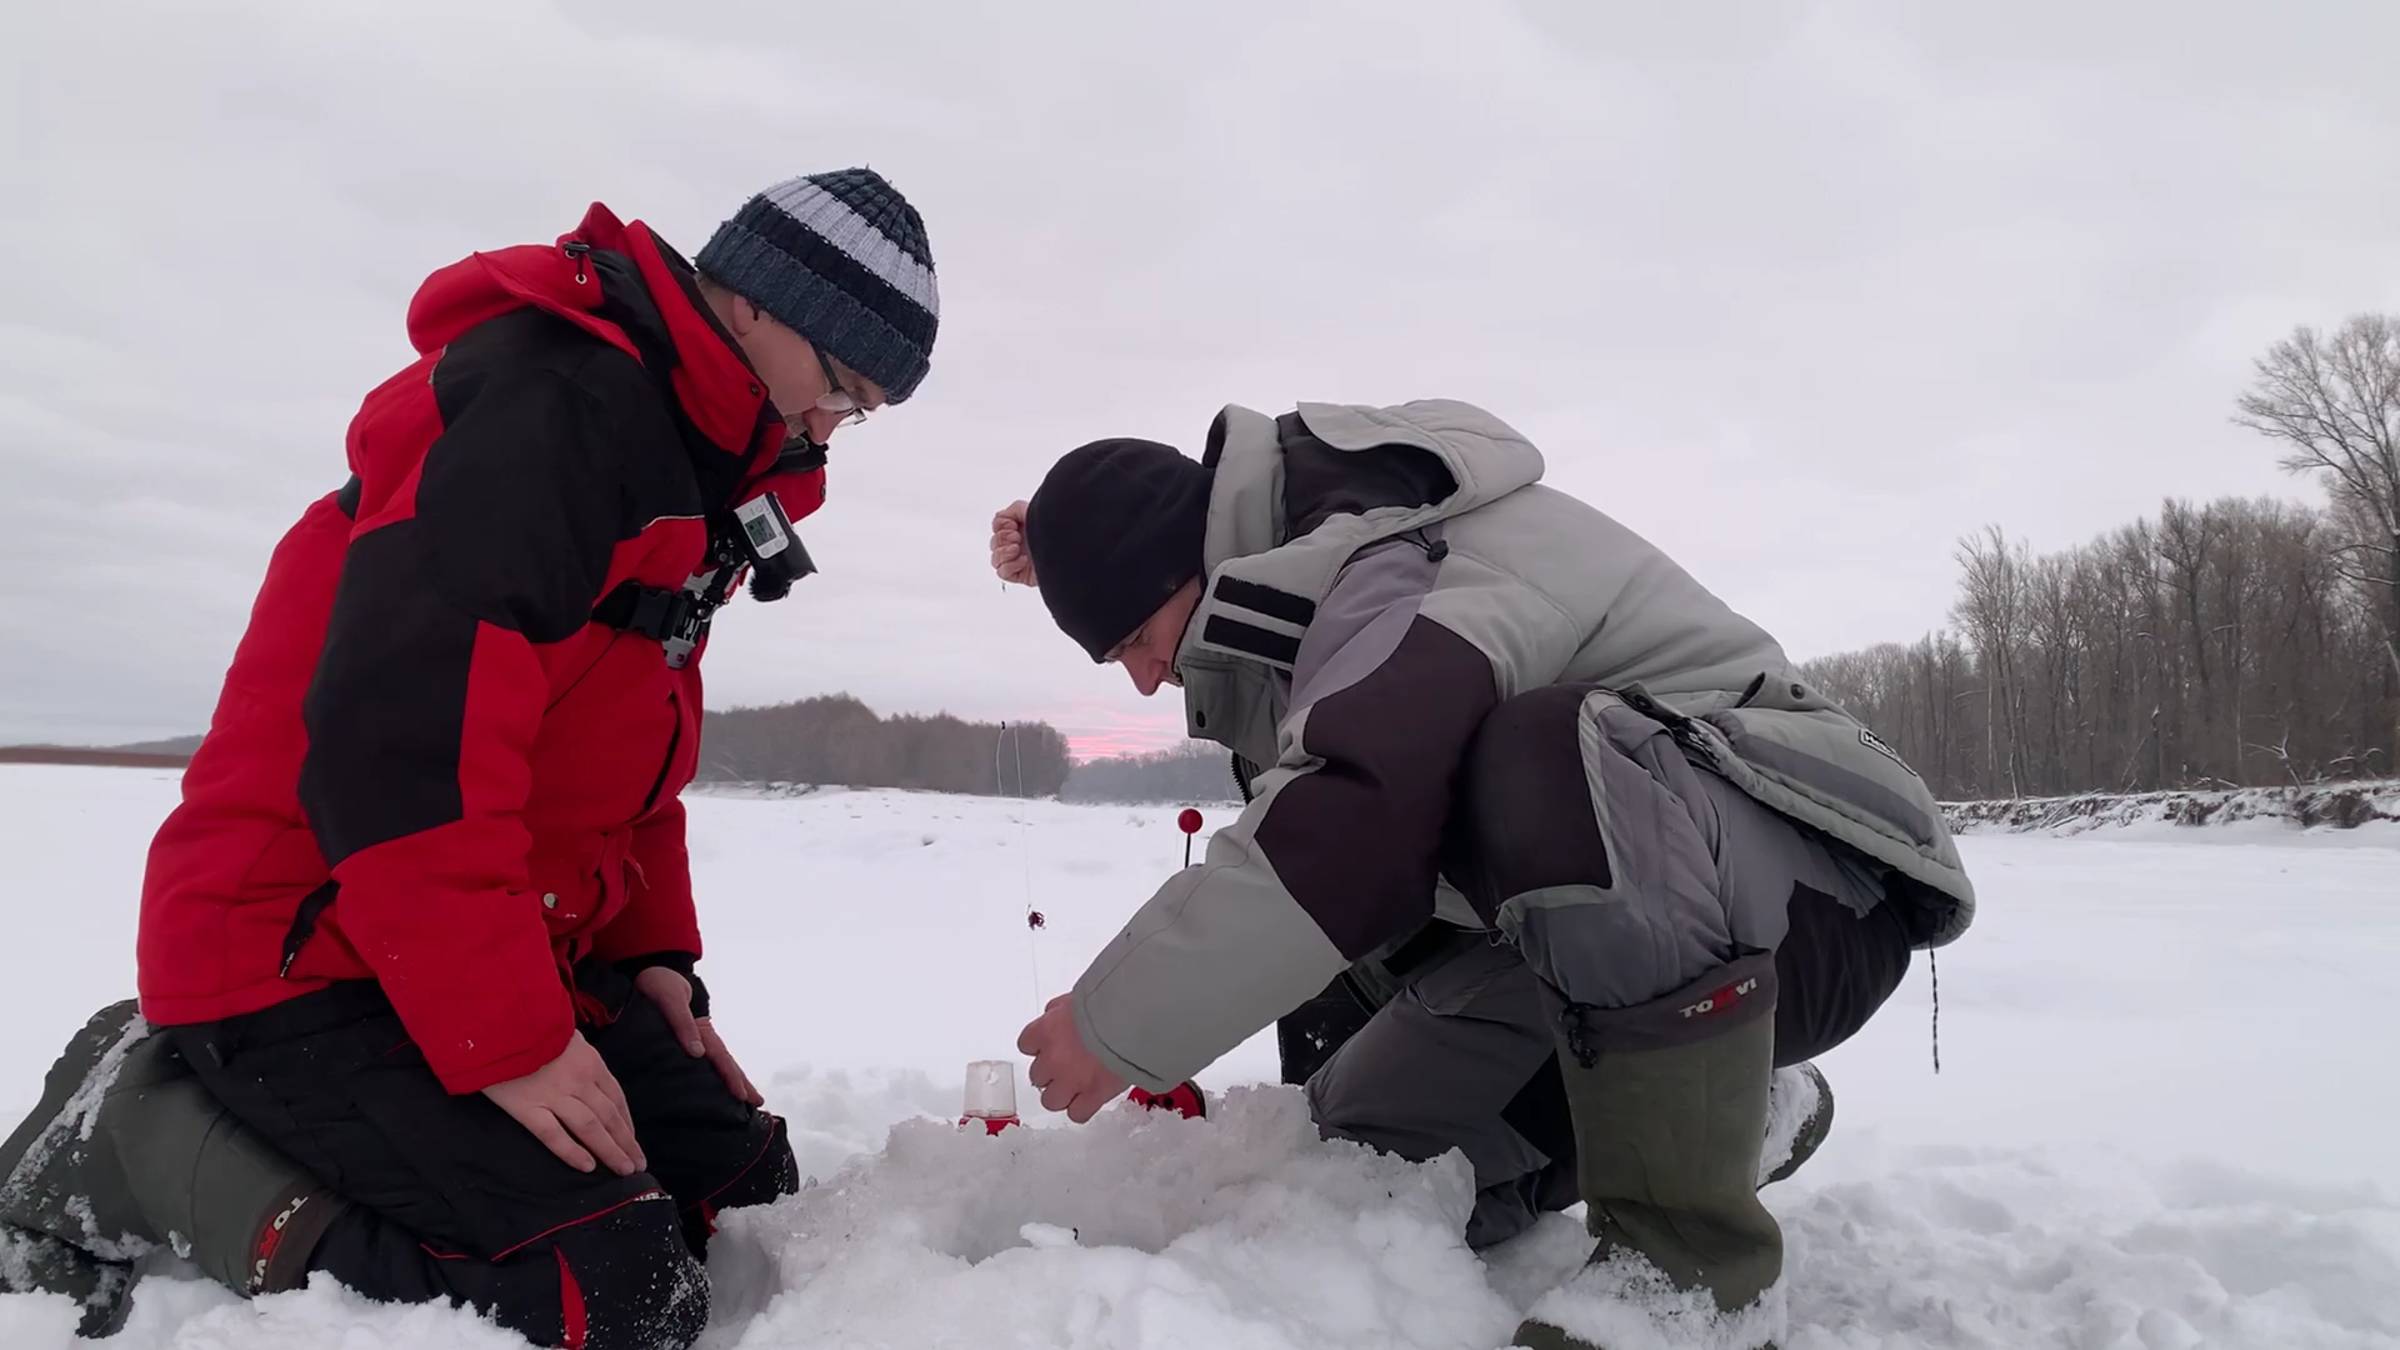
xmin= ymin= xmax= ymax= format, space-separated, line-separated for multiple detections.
xmin=1061 ymin=741 xmax=1245 ymax=804
xmin=697 ymin=694 xmax=1072 ymax=797
xmin=1804 ymin=315 xmax=2400 ymax=799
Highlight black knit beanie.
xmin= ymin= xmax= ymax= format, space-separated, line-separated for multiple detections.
xmin=1025 ymin=439 xmax=1213 ymax=662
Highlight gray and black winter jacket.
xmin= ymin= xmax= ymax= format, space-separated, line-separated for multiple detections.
xmin=1072 ymin=400 xmax=1973 ymax=1091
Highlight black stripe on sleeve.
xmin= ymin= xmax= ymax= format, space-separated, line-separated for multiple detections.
xmin=1204 ymin=616 xmax=1302 ymax=668
xmin=1213 ymin=576 xmax=1318 ymax=628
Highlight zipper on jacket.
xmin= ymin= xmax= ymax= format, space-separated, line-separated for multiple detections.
xmin=1230 ymin=753 xmax=1260 ymax=803
xmin=641 ymin=689 xmax=683 ymax=815
xmin=277 ymin=880 xmax=341 ymax=979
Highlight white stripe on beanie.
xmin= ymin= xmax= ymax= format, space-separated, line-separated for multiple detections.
xmin=760 ymin=177 xmax=939 ymax=314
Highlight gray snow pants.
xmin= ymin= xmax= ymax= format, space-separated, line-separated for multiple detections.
xmin=1306 ymin=684 xmax=1916 ymax=1248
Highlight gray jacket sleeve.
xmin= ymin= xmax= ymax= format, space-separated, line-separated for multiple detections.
xmin=1072 ymin=543 xmax=1523 ymax=1089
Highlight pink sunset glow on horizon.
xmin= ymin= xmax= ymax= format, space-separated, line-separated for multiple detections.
xmin=1061 ymin=707 xmax=1188 ymax=762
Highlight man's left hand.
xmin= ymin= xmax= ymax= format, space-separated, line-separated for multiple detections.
xmin=633 ymin=966 xmax=765 ymax=1107
xmin=1018 ymin=994 xmax=1128 ymax=1123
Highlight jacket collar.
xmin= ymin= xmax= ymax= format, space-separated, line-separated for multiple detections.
xmin=1174 ymin=399 xmax=1547 ymax=762
xmin=405 ymin=203 xmax=781 ymax=493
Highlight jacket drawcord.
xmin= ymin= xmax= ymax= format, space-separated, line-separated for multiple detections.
xmin=1403 ymin=529 xmax=1450 ymax=564
xmin=1929 ymin=948 xmax=1941 ymax=1075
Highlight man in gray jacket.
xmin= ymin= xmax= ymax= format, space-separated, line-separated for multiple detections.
xmin=994 ymin=400 xmax=1972 ymax=1347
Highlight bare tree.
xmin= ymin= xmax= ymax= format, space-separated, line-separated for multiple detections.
xmin=1806 ymin=493 xmax=2393 ymax=800
xmin=2235 ymin=315 xmax=2400 ymax=698
xmin=1954 ymin=526 xmax=2031 ymax=797
xmin=2024 ymin=553 xmax=2086 ymax=794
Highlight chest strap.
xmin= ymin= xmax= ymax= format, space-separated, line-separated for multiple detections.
xmin=593 ymin=582 xmax=719 ymax=669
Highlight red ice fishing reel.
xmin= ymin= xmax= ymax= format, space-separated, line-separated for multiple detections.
xmin=1127 ymin=1081 xmax=1207 ymax=1119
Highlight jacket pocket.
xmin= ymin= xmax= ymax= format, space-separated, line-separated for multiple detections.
xmin=1706 ymin=704 xmax=1941 ymax=849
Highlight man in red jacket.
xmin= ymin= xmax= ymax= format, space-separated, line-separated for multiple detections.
xmin=0 ymin=168 xmax=938 ymax=1348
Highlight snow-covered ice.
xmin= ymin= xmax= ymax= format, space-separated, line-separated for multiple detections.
xmin=1 ymin=764 xmax=2395 ymax=1348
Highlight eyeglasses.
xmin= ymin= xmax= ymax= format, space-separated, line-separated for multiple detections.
xmin=810 ymin=343 xmax=869 ymax=427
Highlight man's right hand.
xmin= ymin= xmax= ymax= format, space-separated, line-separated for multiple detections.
xmin=482 ymin=1032 xmax=648 ymax=1176
xmin=990 ymin=499 xmax=1038 ymax=586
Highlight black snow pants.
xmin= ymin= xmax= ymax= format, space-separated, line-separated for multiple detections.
xmin=167 ymin=961 xmax=797 ymax=1350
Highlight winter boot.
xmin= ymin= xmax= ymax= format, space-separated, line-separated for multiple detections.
xmin=1513 ymin=985 xmax=1786 ymax=1350
xmin=1758 ymin=1062 xmax=1833 ymax=1188
xmin=0 ymin=1226 xmax=139 ymax=1338
xmin=0 ymin=1001 xmax=347 ymax=1336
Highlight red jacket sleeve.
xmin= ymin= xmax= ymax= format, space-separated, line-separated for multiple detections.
xmin=300 ymin=367 xmax=624 ymax=1094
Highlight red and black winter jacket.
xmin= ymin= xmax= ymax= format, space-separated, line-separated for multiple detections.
xmin=137 ymin=204 xmax=810 ymax=1094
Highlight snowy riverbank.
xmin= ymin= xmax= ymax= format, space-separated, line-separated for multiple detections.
xmin=1944 ymin=779 xmax=2400 ymax=839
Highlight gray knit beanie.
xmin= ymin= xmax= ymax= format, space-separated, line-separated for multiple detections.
xmin=696 ymin=168 xmax=938 ymax=403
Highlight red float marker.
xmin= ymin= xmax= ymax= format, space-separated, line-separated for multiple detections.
xmin=1178 ymin=808 xmax=1203 ymax=867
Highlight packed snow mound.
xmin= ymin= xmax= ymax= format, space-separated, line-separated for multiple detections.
xmin=755 ymin=1064 xmax=960 ymax=1186
xmin=1944 ymin=779 xmax=2400 ymax=838
xmin=705 ymin=1086 xmax=1513 ymax=1349
xmin=4 ymin=1089 xmax=2394 ymax=1349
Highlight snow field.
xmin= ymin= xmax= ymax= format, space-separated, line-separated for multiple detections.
xmin=1 ymin=765 xmax=2395 ymax=1348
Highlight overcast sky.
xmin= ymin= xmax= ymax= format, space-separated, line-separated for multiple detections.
xmin=6 ymin=1 xmax=2398 ymax=757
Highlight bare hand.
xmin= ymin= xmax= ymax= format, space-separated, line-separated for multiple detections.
xmin=990 ymin=500 xmax=1037 ymax=587
xmin=634 ymin=966 xmax=764 ymax=1107
xmin=483 ymin=1032 xmax=647 ymax=1176
xmin=1017 ymin=994 xmax=1129 ymax=1123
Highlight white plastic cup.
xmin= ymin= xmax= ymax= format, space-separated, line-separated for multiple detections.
xmin=963 ymin=1060 xmax=1019 ymax=1120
